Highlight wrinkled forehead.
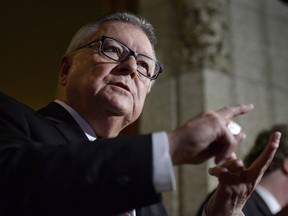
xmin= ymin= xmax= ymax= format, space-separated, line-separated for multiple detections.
xmin=89 ymin=21 xmax=155 ymax=57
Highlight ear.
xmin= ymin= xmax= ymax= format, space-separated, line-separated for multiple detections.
xmin=147 ymin=80 xmax=155 ymax=93
xmin=59 ymin=55 xmax=71 ymax=86
xmin=283 ymin=157 xmax=288 ymax=175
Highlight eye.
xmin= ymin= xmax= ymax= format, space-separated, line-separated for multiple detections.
xmin=102 ymin=45 xmax=122 ymax=56
xmin=137 ymin=61 xmax=151 ymax=74
xmin=137 ymin=61 xmax=149 ymax=69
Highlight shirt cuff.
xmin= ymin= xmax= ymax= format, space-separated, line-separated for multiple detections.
xmin=152 ymin=132 xmax=176 ymax=192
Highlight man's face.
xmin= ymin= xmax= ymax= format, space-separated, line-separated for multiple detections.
xmin=60 ymin=22 xmax=154 ymax=128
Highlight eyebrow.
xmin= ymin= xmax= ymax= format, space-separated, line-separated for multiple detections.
xmin=105 ymin=35 xmax=155 ymax=59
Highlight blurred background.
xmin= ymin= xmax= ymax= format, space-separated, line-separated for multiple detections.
xmin=1 ymin=0 xmax=288 ymax=215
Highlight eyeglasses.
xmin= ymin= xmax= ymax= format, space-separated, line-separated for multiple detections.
xmin=74 ymin=36 xmax=164 ymax=80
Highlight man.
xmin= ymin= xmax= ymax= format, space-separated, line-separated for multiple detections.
xmin=0 ymin=11 xmax=281 ymax=216
xmin=242 ymin=124 xmax=288 ymax=215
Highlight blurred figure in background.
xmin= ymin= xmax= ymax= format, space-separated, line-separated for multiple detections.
xmin=243 ymin=124 xmax=288 ymax=215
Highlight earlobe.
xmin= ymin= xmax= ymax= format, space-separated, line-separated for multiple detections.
xmin=147 ymin=80 xmax=155 ymax=93
xmin=60 ymin=56 xmax=71 ymax=86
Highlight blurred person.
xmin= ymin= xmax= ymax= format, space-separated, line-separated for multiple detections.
xmin=242 ymin=124 xmax=288 ymax=215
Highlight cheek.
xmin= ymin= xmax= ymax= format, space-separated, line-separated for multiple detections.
xmin=65 ymin=66 xmax=108 ymax=100
xmin=69 ymin=57 xmax=110 ymax=84
xmin=134 ymin=81 xmax=150 ymax=107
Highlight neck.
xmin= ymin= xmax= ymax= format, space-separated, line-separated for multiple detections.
xmin=86 ymin=113 xmax=130 ymax=138
xmin=260 ymin=170 xmax=288 ymax=208
xmin=56 ymin=92 xmax=135 ymax=138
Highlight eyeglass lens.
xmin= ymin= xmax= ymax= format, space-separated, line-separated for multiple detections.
xmin=100 ymin=37 xmax=160 ymax=79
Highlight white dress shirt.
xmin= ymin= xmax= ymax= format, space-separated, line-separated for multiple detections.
xmin=255 ymin=185 xmax=281 ymax=214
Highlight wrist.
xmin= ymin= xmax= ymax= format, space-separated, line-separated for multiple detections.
xmin=205 ymin=187 xmax=245 ymax=216
xmin=167 ymin=132 xmax=180 ymax=165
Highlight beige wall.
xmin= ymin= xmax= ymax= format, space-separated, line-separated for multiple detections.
xmin=140 ymin=0 xmax=288 ymax=215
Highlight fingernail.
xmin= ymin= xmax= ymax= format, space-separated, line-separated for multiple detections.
xmin=274 ymin=132 xmax=281 ymax=146
xmin=275 ymin=131 xmax=281 ymax=141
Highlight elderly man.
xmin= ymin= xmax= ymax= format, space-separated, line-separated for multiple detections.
xmin=0 ymin=11 xmax=280 ymax=216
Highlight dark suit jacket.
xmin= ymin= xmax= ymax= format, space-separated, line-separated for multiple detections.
xmin=196 ymin=189 xmax=273 ymax=216
xmin=0 ymin=92 xmax=167 ymax=216
xmin=242 ymin=190 xmax=273 ymax=216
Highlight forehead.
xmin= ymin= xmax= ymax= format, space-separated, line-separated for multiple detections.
xmin=93 ymin=21 xmax=154 ymax=56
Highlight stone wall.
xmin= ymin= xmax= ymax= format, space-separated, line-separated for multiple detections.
xmin=139 ymin=0 xmax=288 ymax=215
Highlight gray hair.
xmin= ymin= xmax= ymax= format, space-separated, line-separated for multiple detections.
xmin=66 ymin=11 xmax=157 ymax=54
xmin=244 ymin=124 xmax=288 ymax=175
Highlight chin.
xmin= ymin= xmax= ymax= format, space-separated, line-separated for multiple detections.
xmin=109 ymin=103 xmax=132 ymax=116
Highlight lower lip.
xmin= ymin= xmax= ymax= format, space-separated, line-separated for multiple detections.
xmin=109 ymin=84 xmax=130 ymax=93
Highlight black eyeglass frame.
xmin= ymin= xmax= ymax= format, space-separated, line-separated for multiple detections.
xmin=73 ymin=35 xmax=164 ymax=80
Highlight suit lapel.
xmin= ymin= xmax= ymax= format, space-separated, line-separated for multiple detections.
xmin=38 ymin=102 xmax=88 ymax=142
xmin=242 ymin=191 xmax=273 ymax=216
xmin=252 ymin=191 xmax=273 ymax=215
xmin=38 ymin=102 xmax=78 ymax=125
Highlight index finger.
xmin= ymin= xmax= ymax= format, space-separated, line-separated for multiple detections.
xmin=217 ymin=104 xmax=254 ymax=120
xmin=245 ymin=131 xmax=281 ymax=182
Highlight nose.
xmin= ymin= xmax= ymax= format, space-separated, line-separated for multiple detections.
xmin=197 ymin=7 xmax=209 ymax=24
xmin=199 ymin=11 xmax=209 ymax=24
xmin=117 ymin=56 xmax=138 ymax=78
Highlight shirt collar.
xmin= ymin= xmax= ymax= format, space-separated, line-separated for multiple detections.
xmin=54 ymin=100 xmax=97 ymax=141
xmin=255 ymin=185 xmax=281 ymax=214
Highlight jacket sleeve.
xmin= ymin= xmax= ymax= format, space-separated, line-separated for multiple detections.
xmin=0 ymin=92 xmax=161 ymax=216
